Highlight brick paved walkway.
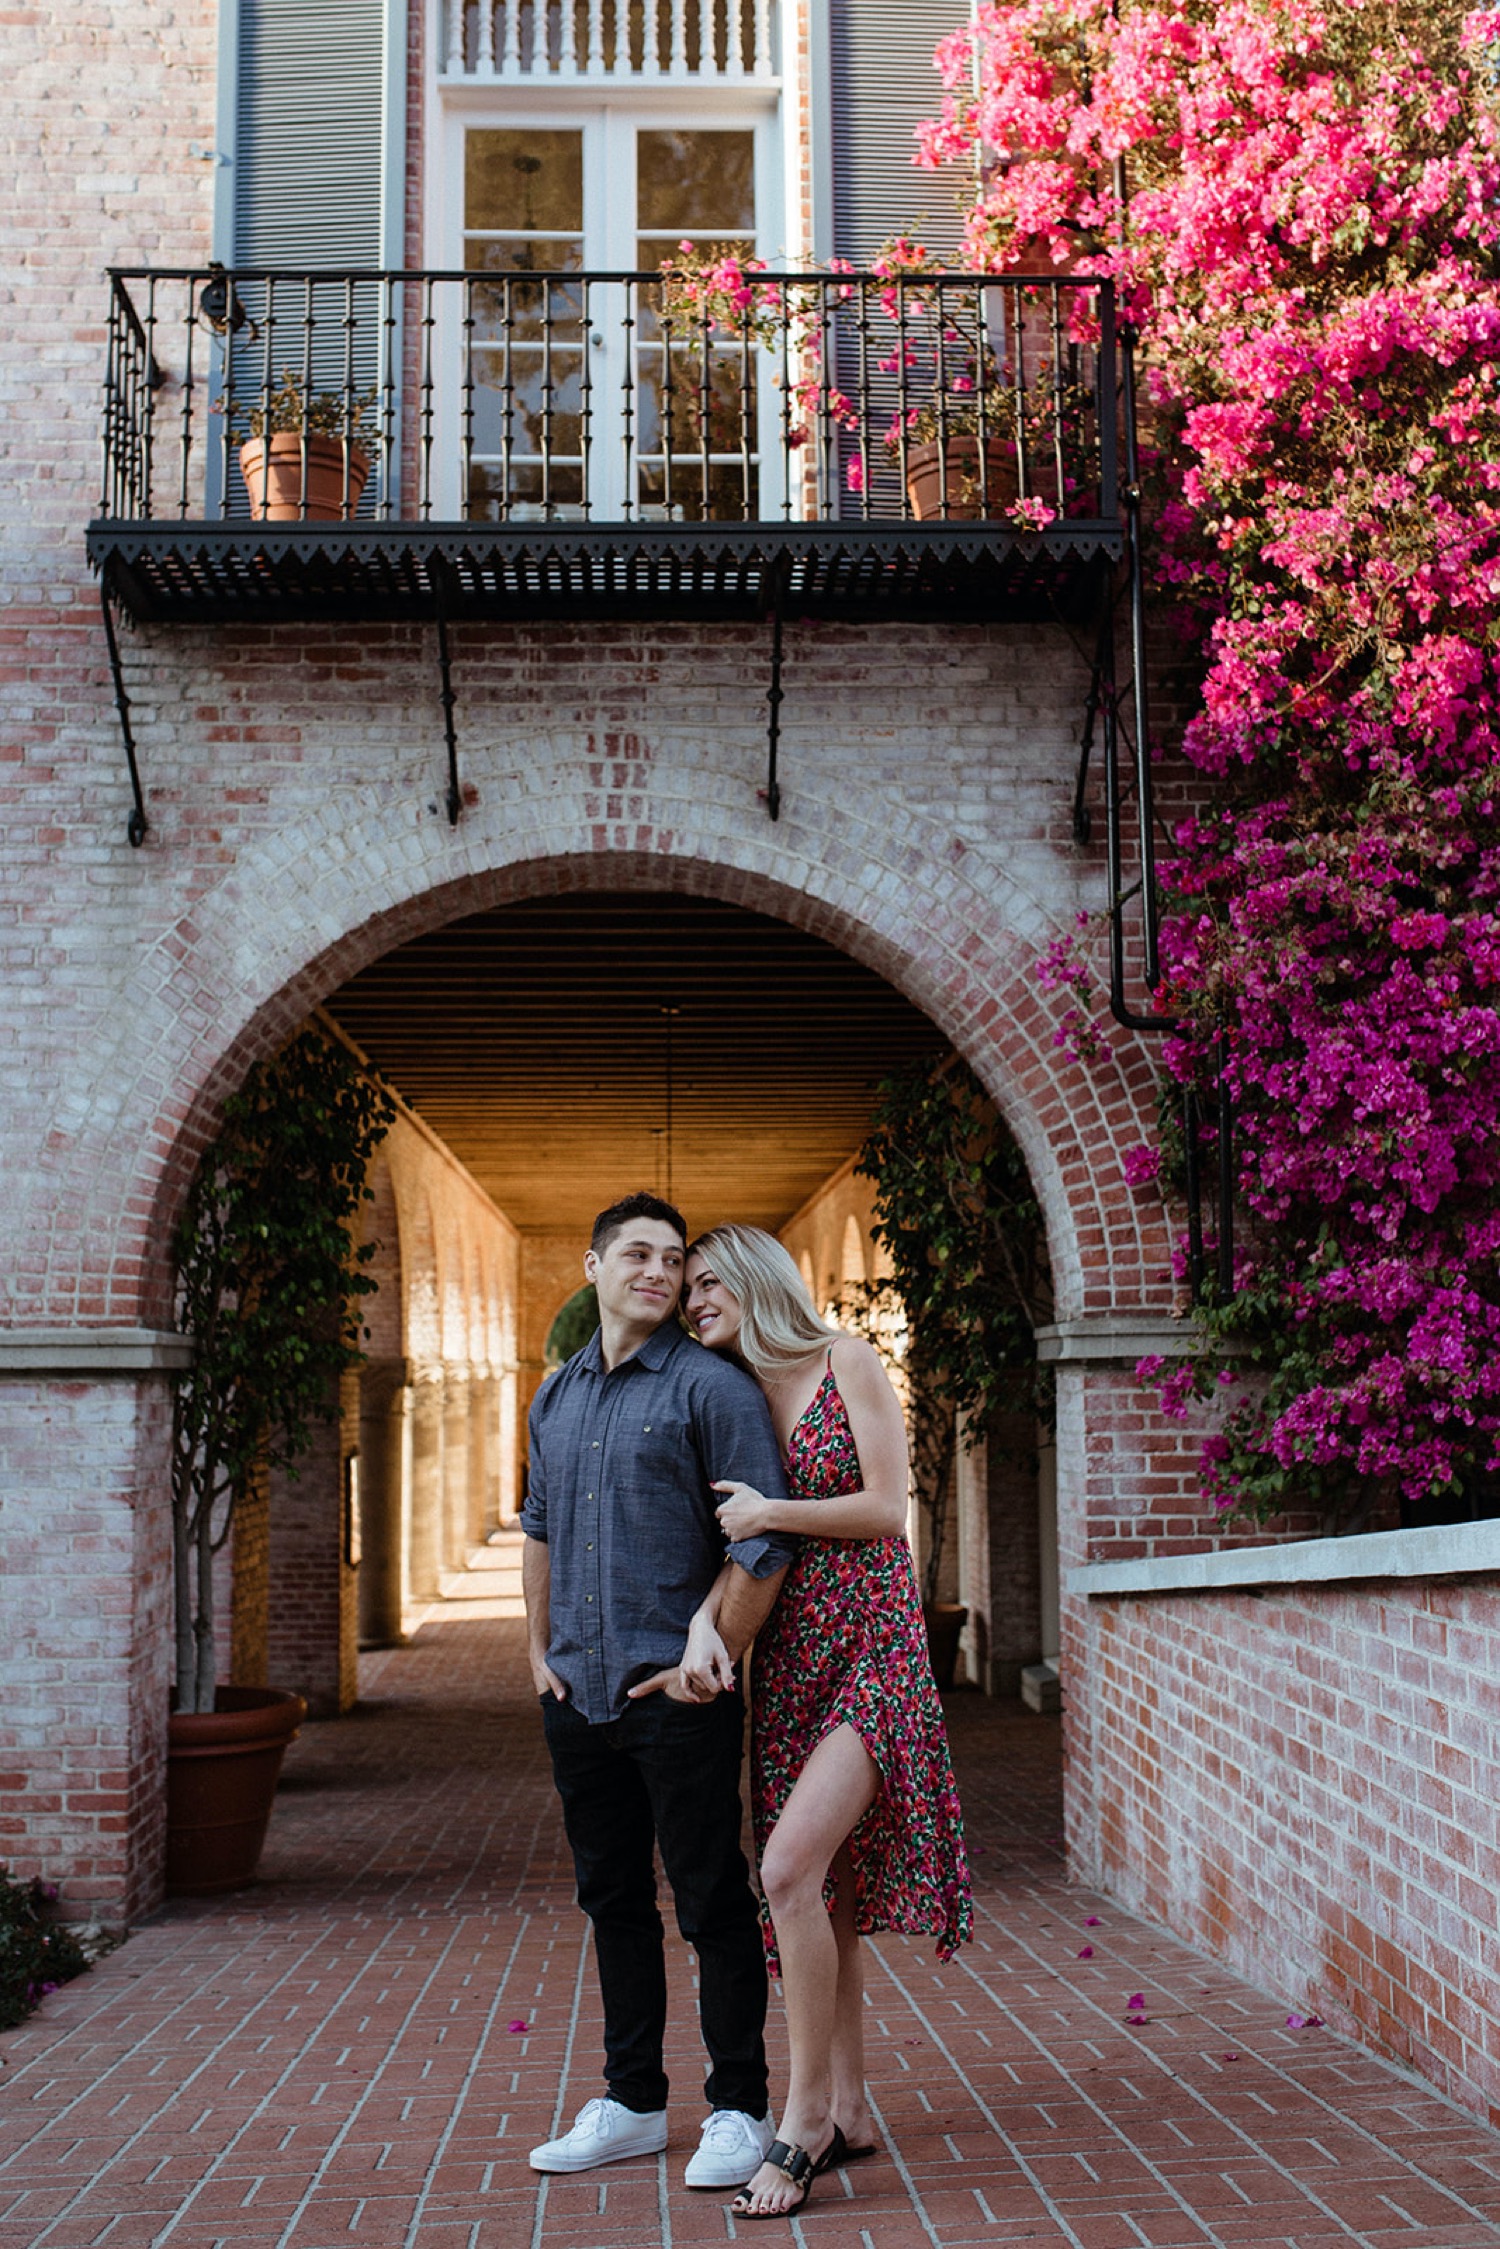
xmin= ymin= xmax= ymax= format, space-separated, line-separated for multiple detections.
xmin=5 ymin=1555 xmax=1500 ymax=2249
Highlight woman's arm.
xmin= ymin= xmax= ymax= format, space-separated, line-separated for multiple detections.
xmin=714 ymin=1337 xmax=909 ymax=1544
xmin=627 ymin=1560 xmax=737 ymax=1701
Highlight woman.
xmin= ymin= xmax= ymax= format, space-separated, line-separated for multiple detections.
xmin=680 ymin=1223 xmax=972 ymax=2219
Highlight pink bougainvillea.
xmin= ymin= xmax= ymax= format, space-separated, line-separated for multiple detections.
xmin=921 ymin=0 xmax=1500 ymax=1524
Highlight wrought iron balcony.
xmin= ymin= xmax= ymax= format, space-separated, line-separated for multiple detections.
xmin=88 ymin=265 xmax=1124 ymax=627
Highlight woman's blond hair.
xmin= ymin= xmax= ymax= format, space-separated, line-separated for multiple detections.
xmin=688 ymin=1222 xmax=839 ymax=1377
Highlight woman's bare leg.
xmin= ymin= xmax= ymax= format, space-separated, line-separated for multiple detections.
xmin=827 ymin=1848 xmax=873 ymax=2148
xmin=732 ymin=1725 xmax=879 ymax=2217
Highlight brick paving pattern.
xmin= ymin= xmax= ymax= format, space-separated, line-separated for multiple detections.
xmin=4 ymin=1579 xmax=1500 ymax=2249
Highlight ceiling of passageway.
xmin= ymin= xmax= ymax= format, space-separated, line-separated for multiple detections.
xmin=325 ymin=893 xmax=946 ymax=1235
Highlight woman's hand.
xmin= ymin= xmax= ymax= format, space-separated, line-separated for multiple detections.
xmin=681 ymin=1607 xmax=736 ymax=1698
xmin=714 ymin=1480 xmax=778 ymax=1542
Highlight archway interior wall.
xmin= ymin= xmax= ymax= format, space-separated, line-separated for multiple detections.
xmin=217 ymin=1100 xmax=522 ymax=1714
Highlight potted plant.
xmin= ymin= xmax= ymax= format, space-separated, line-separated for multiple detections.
xmin=166 ymin=1029 xmax=393 ymax=1892
xmin=855 ymin=1055 xmax=1054 ymax=1687
xmin=236 ymin=371 xmax=373 ymax=523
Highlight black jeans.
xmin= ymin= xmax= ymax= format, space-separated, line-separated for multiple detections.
xmin=541 ymin=1689 xmax=769 ymax=2117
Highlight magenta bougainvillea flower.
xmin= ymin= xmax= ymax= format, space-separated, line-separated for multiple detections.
xmin=925 ymin=0 xmax=1500 ymax=1524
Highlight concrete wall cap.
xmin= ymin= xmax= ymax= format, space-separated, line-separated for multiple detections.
xmin=0 ymin=1328 xmax=194 ymax=1376
xmin=1070 ymin=1517 xmax=1500 ymax=1597
xmin=1034 ymin=1315 xmax=1197 ymax=1364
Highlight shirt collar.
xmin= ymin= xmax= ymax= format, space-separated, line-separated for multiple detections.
xmin=582 ymin=1318 xmax=686 ymax=1377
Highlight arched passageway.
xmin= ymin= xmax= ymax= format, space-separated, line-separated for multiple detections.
xmin=229 ymin=887 xmax=1063 ymax=1726
xmin=12 ymin=783 xmax=1192 ymax=1932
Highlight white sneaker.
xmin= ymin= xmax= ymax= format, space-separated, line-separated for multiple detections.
xmin=529 ymin=2096 xmax=668 ymax=2173
xmin=683 ymin=2107 xmax=776 ymax=2189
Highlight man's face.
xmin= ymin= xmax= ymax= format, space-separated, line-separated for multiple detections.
xmin=585 ymin=1219 xmax=685 ymax=1331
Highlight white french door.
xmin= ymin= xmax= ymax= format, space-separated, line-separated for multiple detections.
xmin=433 ymin=111 xmax=782 ymax=521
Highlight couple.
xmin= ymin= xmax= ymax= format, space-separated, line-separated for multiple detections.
xmin=522 ymin=1191 xmax=971 ymax=2221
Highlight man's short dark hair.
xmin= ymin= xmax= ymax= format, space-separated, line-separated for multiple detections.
xmin=591 ymin=1191 xmax=688 ymax=1256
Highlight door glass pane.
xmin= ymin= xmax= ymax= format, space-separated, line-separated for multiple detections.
xmin=636 ymin=130 xmax=754 ymax=233
xmin=465 ymin=131 xmax=586 ymax=521
xmin=466 ymin=129 xmax=584 ymax=233
xmin=635 ymin=130 xmax=758 ymax=520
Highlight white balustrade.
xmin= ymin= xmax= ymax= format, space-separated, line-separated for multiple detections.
xmin=442 ymin=0 xmax=777 ymax=79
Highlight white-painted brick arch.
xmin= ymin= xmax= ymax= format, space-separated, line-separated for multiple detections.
xmin=9 ymin=719 xmax=1174 ymax=1339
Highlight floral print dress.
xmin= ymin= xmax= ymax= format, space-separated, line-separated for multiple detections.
xmin=750 ymin=1359 xmax=973 ymax=1970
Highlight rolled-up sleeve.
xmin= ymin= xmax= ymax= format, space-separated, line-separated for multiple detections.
xmin=690 ymin=1362 xmax=801 ymax=1577
xmin=520 ymin=1393 xmax=548 ymax=1542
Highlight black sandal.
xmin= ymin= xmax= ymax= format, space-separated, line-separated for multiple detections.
xmin=730 ymin=2127 xmax=848 ymax=2219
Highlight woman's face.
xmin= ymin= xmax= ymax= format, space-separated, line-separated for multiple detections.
xmin=684 ymin=1252 xmax=745 ymax=1351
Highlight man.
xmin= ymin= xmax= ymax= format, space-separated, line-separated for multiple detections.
xmin=522 ymin=1190 xmax=798 ymax=2190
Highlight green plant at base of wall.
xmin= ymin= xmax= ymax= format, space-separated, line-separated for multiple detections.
xmin=856 ymin=1054 xmax=1052 ymax=1604
xmin=0 ymin=1868 xmax=90 ymax=2031
xmin=171 ymin=1031 xmax=395 ymax=1714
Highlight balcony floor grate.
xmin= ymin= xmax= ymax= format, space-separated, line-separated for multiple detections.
xmin=87 ymin=521 xmax=1121 ymax=628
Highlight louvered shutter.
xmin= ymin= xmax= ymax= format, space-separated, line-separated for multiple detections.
xmin=827 ymin=0 xmax=967 ymax=261
xmin=234 ymin=0 xmax=390 ymax=267
xmin=225 ymin=0 xmax=402 ymax=512
xmin=825 ymin=0 xmax=970 ymax=514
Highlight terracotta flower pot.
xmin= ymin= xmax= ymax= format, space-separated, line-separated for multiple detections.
xmin=905 ymin=437 xmax=1019 ymax=522
xmin=922 ymin=1601 xmax=969 ymax=1691
xmin=239 ymin=433 xmax=369 ymax=522
xmin=165 ymin=1685 xmax=307 ymax=1894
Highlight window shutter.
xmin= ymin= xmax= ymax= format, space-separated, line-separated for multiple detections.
xmin=224 ymin=0 xmax=404 ymax=512
xmin=827 ymin=0 xmax=966 ymax=262
xmin=233 ymin=0 xmax=392 ymax=268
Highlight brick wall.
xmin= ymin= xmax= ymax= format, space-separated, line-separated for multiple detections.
xmin=1069 ymin=1575 xmax=1500 ymax=2126
xmin=0 ymin=1380 xmax=171 ymax=1922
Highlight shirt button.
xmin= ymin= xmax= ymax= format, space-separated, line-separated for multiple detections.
xmin=592 ymin=1442 xmax=599 ymax=1449
xmin=586 ymin=1542 xmax=594 ymax=1551
xmin=643 ymin=1424 xmax=652 ymax=1432
xmin=587 ymin=1492 xmax=594 ymax=1501
xmin=586 ymin=1594 xmax=594 ymax=1603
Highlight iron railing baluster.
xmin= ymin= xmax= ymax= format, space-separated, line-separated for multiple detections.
xmin=854 ymin=279 xmax=873 ymax=522
xmin=622 ymin=279 xmax=636 ymax=521
xmin=419 ymin=276 xmax=437 ymax=520
xmin=580 ymin=277 xmax=593 ymax=520
xmin=178 ymin=277 xmax=196 ymax=519
xmin=541 ymin=277 xmax=556 ymax=518
xmin=501 ymin=274 xmax=516 ymax=522
xmin=142 ymin=275 xmax=159 ymax=519
xmin=462 ymin=275 xmax=476 ymax=520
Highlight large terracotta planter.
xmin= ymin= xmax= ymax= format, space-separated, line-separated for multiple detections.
xmin=239 ymin=433 xmax=368 ymax=522
xmin=906 ymin=437 xmax=1019 ymax=522
xmin=923 ymin=1602 xmax=969 ymax=1691
xmin=165 ymin=1686 xmax=307 ymax=1894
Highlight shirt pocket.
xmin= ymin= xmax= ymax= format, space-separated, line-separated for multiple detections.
xmin=614 ymin=1412 xmax=700 ymax=1499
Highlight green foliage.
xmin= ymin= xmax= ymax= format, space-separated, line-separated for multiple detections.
xmin=238 ymin=371 xmax=374 ymax=442
xmin=171 ymin=1031 xmax=395 ymax=1712
xmin=0 ymin=1868 xmax=89 ymax=2031
xmin=545 ymin=1284 xmax=601 ymax=1368
xmin=855 ymin=1055 xmax=1053 ymax=1601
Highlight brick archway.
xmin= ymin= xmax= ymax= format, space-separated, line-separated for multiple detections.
xmin=10 ymin=753 xmax=1173 ymax=1335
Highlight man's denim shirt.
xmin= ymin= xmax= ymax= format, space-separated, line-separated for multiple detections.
xmin=522 ymin=1321 xmax=798 ymax=1722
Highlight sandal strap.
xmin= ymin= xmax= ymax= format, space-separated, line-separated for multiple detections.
xmin=763 ymin=2139 xmax=816 ymax=2186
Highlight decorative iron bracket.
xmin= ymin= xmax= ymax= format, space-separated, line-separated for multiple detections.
xmin=436 ymin=604 xmax=460 ymax=827
xmin=763 ymin=559 xmax=787 ymax=821
xmin=100 ymin=585 xmax=148 ymax=846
